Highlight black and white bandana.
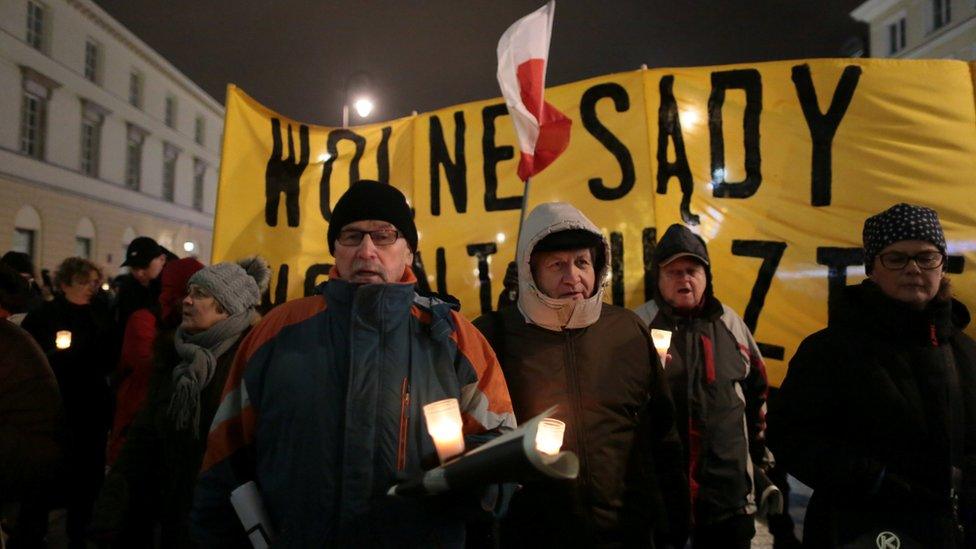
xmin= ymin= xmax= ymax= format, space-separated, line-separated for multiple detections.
xmin=862 ymin=203 xmax=946 ymax=272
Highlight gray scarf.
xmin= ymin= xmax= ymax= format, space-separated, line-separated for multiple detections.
xmin=168 ymin=310 xmax=253 ymax=436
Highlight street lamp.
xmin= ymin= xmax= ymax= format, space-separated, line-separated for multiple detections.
xmin=341 ymin=71 xmax=376 ymax=127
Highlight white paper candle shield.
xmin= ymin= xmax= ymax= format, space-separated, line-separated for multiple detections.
xmin=650 ymin=329 xmax=672 ymax=364
xmin=55 ymin=330 xmax=72 ymax=350
xmin=423 ymin=399 xmax=465 ymax=463
xmin=534 ymin=418 xmax=565 ymax=456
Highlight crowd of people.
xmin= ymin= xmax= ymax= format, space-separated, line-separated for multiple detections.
xmin=1 ymin=179 xmax=974 ymax=549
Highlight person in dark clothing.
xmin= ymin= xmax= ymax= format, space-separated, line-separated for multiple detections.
xmin=768 ymin=203 xmax=976 ymax=548
xmin=113 ymin=238 xmax=179 ymax=354
xmin=475 ymin=202 xmax=688 ymax=548
xmin=634 ymin=224 xmax=776 ymax=549
xmin=1 ymin=251 xmax=45 ymax=319
xmin=19 ymin=257 xmax=114 ymax=549
xmin=91 ymin=257 xmax=269 ymax=548
xmin=0 ymin=262 xmax=62 ymax=508
xmin=106 ymin=258 xmax=205 ymax=466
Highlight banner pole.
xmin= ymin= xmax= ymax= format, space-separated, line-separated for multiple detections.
xmin=515 ymin=177 xmax=531 ymax=250
xmin=509 ymin=177 xmax=531 ymax=302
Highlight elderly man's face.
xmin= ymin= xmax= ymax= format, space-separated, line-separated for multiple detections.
xmin=530 ymin=248 xmax=596 ymax=300
xmin=658 ymin=257 xmax=707 ymax=310
xmin=333 ymin=220 xmax=413 ymax=284
xmin=869 ymin=239 xmax=944 ymax=309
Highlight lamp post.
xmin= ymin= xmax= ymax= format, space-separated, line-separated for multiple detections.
xmin=341 ymin=71 xmax=376 ymax=127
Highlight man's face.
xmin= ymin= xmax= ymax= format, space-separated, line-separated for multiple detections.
xmin=333 ymin=220 xmax=413 ymax=284
xmin=658 ymin=257 xmax=707 ymax=310
xmin=869 ymin=239 xmax=944 ymax=309
xmin=131 ymin=254 xmax=166 ymax=286
xmin=530 ymin=248 xmax=596 ymax=300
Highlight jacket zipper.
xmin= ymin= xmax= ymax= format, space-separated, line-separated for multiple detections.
xmin=563 ymin=332 xmax=591 ymax=501
xmin=397 ymin=377 xmax=410 ymax=471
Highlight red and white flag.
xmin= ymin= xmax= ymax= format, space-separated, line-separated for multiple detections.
xmin=497 ymin=0 xmax=571 ymax=181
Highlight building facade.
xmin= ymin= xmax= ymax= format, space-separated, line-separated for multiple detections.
xmin=0 ymin=0 xmax=221 ymax=278
xmin=852 ymin=0 xmax=976 ymax=59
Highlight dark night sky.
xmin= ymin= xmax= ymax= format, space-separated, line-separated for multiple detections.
xmin=92 ymin=1 xmax=867 ymax=126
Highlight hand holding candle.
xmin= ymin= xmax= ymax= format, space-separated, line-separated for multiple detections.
xmin=650 ymin=329 xmax=671 ymax=366
xmin=55 ymin=330 xmax=72 ymax=350
xmin=423 ymin=399 xmax=465 ymax=464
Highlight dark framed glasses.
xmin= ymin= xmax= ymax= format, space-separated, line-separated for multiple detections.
xmin=878 ymin=251 xmax=945 ymax=270
xmin=336 ymin=228 xmax=400 ymax=247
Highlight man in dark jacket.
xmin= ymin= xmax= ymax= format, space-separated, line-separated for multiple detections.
xmin=475 ymin=202 xmax=688 ymax=548
xmin=768 ymin=203 xmax=976 ymax=547
xmin=634 ymin=224 xmax=772 ymax=548
xmin=191 ymin=181 xmax=516 ymax=547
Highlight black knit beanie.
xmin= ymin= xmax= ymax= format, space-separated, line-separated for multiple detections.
xmin=327 ymin=180 xmax=418 ymax=254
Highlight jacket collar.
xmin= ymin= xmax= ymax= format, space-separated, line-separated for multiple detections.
xmin=835 ymin=280 xmax=964 ymax=345
xmin=319 ymin=266 xmax=418 ymax=328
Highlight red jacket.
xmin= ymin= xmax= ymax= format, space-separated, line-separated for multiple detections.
xmin=107 ymin=308 xmax=157 ymax=465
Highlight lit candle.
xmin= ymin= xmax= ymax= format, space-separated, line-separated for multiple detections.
xmin=650 ymin=329 xmax=672 ymax=366
xmin=423 ymin=399 xmax=465 ymax=463
xmin=535 ymin=418 xmax=565 ymax=456
xmin=55 ymin=330 xmax=72 ymax=350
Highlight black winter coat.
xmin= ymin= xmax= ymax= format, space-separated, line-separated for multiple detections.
xmin=475 ymin=303 xmax=689 ymax=548
xmin=91 ymin=326 xmax=248 ymax=548
xmin=768 ymin=281 xmax=976 ymax=547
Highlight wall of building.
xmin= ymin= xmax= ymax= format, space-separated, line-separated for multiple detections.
xmin=0 ymin=0 xmax=223 ymax=275
xmin=854 ymin=0 xmax=976 ymax=59
xmin=0 ymin=174 xmax=212 ymax=274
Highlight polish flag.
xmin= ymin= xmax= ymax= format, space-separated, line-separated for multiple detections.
xmin=497 ymin=0 xmax=571 ymax=181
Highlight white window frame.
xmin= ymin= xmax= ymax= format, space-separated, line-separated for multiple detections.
xmin=84 ymin=38 xmax=100 ymax=83
xmin=125 ymin=124 xmax=147 ymax=190
xmin=128 ymin=71 xmax=144 ymax=109
xmin=194 ymin=115 xmax=205 ymax=146
xmin=165 ymin=95 xmax=177 ymax=128
xmin=193 ymin=158 xmax=206 ymax=211
xmin=26 ymin=1 xmax=46 ymax=51
xmin=13 ymin=228 xmax=37 ymax=263
xmin=79 ymin=100 xmax=108 ymax=177
xmin=884 ymin=12 xmax=908 ymax=55
xmin=162 ymin=143 xmax=180 ymax=202
xmin=930 ymin=0 xmax=952 ymax=32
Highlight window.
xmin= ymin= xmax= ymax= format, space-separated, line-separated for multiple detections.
xmin=887 ymin=17 xmax=907 ymax=54
xmin=19 ymin=67 xmax=58 ymax=160
xmin=162 ymin=143 xmax=180 ymax=202
xmin=165 ymin=95 xmax=177 ymax=128
xmin=20 ymin=91 xmax=46 ymax=159
xmin=84 ymin=39 xmax=100 ymax=83
xmin=80 ymin=100 xmax=106 ymax=177
xmin=932 ymin=0 xmax=951 ymax=31
xmin=26 ymin=1 xmax=45 ymax=51
xmin=194 ymin=115 xmax=205 ymax=146
xmin=193 ymin=158 xmax=206 ymax=211
xmin=125 ymin=124 xmax=146 ymax=190
xmin=13 ymin=228 xmax=36 ymax=263
xmin=75 ymin=237 xmax=91 ymax=259
xmin=129 ymin=71 xmax=143 ymax=108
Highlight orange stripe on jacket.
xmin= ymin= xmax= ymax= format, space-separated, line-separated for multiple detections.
xmin=449 ymin=310 xmax=514 ymax=422
xmin=201 ymin=295 xmax=327 ymax=473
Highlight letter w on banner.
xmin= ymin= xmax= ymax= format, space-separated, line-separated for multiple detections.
xmin=496 ymin=0 xmax=571 ymax=181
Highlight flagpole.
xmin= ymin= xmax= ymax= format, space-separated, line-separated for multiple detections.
xmin=515 ymin=177 xmax=531 ymax=247
xmin=509 ymin=176 xmax=531 ymax=302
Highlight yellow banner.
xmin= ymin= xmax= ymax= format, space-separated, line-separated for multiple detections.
xmin=213 ymin=59 xmax=976 ymax=386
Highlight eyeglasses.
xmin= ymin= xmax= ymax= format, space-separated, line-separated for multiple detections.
xmin=878 ymin=251 xmax=945 ymax=270
xmin=336 ymin=229 xmax=400 ymax=247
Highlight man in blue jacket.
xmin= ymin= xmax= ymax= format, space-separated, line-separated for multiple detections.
xmin=191 ymin=180 xmax=516 ymax=547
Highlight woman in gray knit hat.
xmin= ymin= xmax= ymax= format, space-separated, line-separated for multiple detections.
xmin=91 ymin=256 xmax=270 ymax=548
